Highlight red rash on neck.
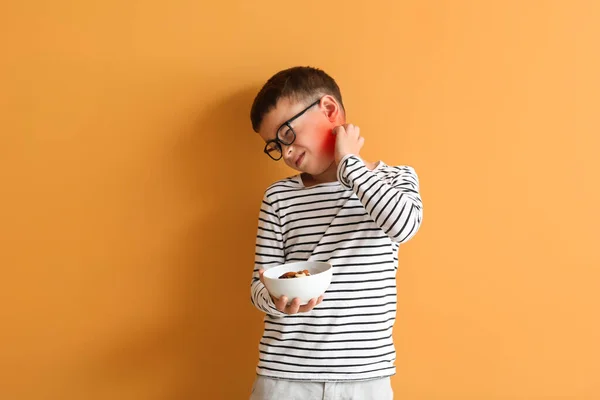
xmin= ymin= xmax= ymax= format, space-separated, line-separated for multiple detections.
xmin=321 ymin=127 xmax=336 ymax=156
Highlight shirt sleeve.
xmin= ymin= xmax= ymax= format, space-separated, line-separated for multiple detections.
xmin=250 ymin=193 xmax=287 ymax=318
xmin=336 ymin=155 xmax=423 ymax=243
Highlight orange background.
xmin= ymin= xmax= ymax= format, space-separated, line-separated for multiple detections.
xmin=1 ymin=1 xmax=599 ymax=399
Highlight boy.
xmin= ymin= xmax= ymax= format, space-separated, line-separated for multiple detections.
xmin=249 ymin=66 xmax=423 ymax=400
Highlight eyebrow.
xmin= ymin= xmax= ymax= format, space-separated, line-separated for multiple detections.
xmin=271 ymin=98 xmax=321 ymax=138
xmin=265 ymin=119 xmax=289 ymax=144
xmin=273 ymin=117 xmax=291 ymax=139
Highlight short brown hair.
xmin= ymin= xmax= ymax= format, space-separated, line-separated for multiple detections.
xmin=250 ymin=66 xmax=344 ymax=132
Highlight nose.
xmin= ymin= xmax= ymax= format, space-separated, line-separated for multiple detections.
xmin=281 ymin=143 xmax=295 ymax=161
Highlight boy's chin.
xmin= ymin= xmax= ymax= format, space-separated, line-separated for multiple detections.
xmin=301 ymin=163 xmax=335 ymax=176
xmin=287 ymin=156 xmax=334 ymax=175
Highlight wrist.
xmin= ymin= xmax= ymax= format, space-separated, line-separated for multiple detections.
xmin=336 ymin=154 xmax=362 ymax=188
xmin=335 ymin=152 xmax=359 ymax=166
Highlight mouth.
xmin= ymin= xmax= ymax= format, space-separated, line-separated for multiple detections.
xmin=295 ymin=152 xmax=305 ymax=168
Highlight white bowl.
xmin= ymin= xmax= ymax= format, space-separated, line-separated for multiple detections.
xmin=262 ymin=261 xmax=333 ymax=305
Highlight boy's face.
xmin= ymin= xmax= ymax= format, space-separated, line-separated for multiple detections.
xmin=258 ymin=96 xmax=339 ymax=175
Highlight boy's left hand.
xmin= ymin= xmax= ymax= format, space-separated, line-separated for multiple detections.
xmin=333 ymin=123 xmax=364 ymax=165
xmin=258 ymin=269 xmax=324 ymax=314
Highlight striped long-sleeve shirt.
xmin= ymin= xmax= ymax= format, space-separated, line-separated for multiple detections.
xmin=250 ymin=155 xmax=423 ymax=382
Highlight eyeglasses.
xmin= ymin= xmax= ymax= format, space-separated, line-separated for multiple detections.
xmin=263 ymin=98 xmax=321 ymax=161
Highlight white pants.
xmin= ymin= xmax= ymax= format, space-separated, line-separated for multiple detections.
xmin=249 ymin=375 xmax=394 ymax=400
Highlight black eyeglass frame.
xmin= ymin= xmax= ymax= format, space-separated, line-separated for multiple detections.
xmin=263 ymin=98 xmax=322 ymax=161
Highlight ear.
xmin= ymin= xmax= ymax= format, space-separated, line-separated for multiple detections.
xmin=319 ymin=95 xmax=343 ymax=123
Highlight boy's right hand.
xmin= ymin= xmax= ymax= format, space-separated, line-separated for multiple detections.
xmin=332 ymin=123 xmax=365 ymax=165
xmin=259 ymin=269 xmax=324 ymax=314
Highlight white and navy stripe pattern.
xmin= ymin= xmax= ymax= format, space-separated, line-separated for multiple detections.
xmin=251 ymin=155 xmax=423 ymax=382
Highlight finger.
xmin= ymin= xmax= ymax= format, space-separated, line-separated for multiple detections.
xmin=286 ymin=298 xmax=302 ymax=314
xmin=298 ymin=297 xmax=318 ymax=313
xmin=316 ymin=295 xmax=324 ymax=305
xmin=258 ymin=269 xmax=265 ymax=284
xmin=275 ymin=296 xmax=288 ymax=312
xmin=358 ymin=136 xmax=365 ymax=148
xmin=333 ymin=125 xmax=345 ymax=135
